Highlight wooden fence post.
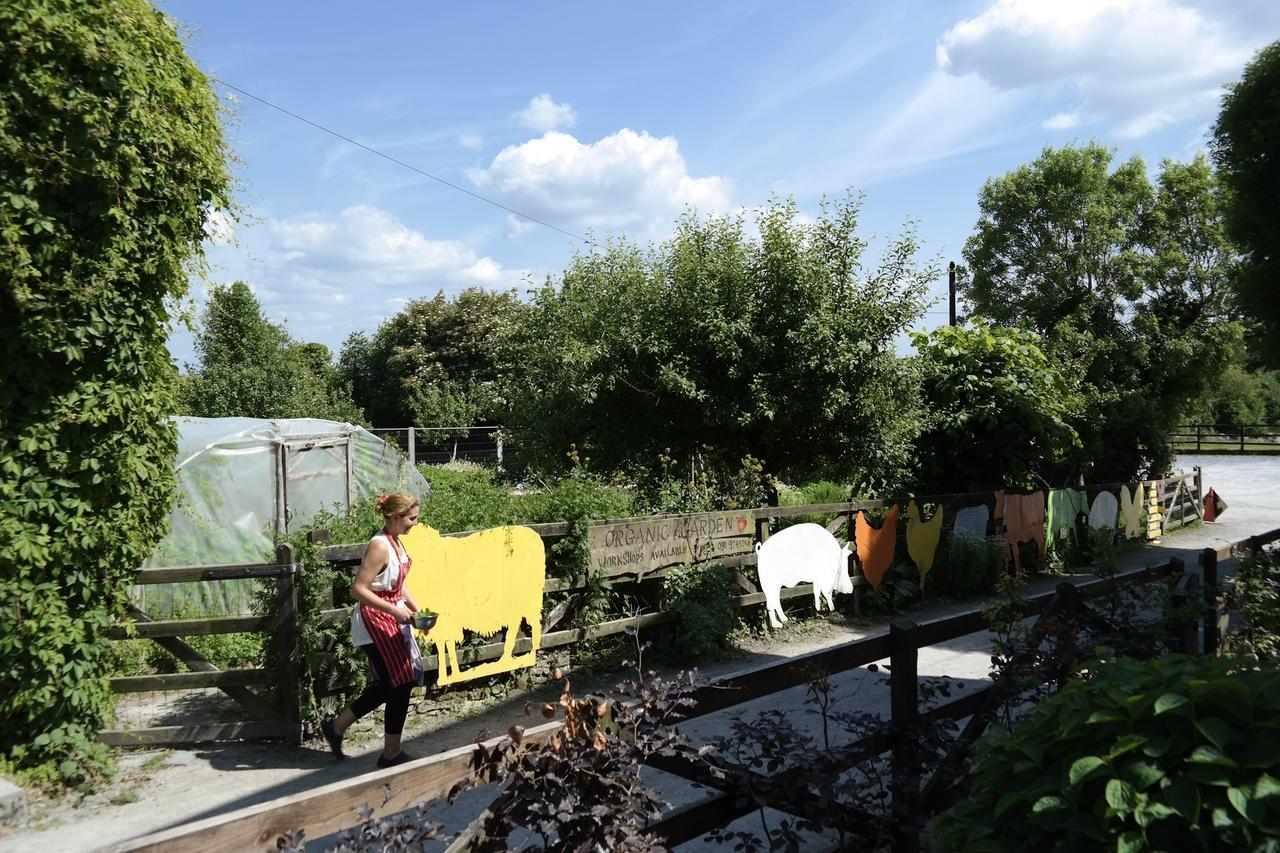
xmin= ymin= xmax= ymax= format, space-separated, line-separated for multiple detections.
xmin=407 ymin=427 xmax=416 ymax=466
xmin=275 ymin=542 xmax=302 ymax=744
xmin=1195 ymin=424 xmax=1202 ymax=452
xmin=1200 ymin=547 xmax=1219 ymax=656
xmin=890 ymin=618 xmax=919 ymax=851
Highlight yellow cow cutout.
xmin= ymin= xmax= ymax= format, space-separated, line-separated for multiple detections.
xmin=401 ymin=524 xmax=545 ymax=686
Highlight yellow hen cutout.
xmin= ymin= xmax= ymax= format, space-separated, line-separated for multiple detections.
xmin=906 ymin=500 xmax=944 ymax=584
xmin=401 ymin=524 xmax=546 ymax=686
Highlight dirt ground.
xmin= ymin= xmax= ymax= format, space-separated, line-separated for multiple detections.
xmin=1 ymin=456 xmax=1275 ymax=852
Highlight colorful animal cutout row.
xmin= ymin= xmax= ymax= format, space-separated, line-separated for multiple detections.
xmin=995 ymin=490 xmax=1045 ymax=574
xmin=855 ymin=504 xmax=900 ymax=590
xmin=403 ymin=524 xmax=545 ymax=686
xmin=906 ymin=500 xmax=943 ymax=583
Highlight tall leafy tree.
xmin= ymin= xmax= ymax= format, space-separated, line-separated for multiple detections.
xmin=0 ymin=0 xmax=230 ymax=781
xmin=961 ymin=145 xmax=1238 ymax=480
xmin=911 ymin=323 xmax=1081 ymax=494
xmin=338 ymin=287 xmax=528 ymax=429
xmin=1213 ymin=40 xmax=1280 ymax=365
xmin=180 ymin=282 xmax=363 ymax=422
xmin=506 ymin=194 xmax=935 ymax=491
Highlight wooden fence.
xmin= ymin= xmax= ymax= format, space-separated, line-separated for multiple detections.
xmin=1170 ymin=423 xmax=1280 ymax=454
xmin=102 ymin=472 xmax=1204 ymax=746
xmin=116 ymin=524 xmax=1280 ymax=853
xmin=100 ymin=544 xmax=301 ymax=747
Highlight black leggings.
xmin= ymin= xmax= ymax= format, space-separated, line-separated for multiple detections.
xmin=350 ymin=643 xmax=413 ymax=736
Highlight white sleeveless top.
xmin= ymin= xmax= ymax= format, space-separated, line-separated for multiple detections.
xmin=350 ymin=532 xmax=408 ymax=646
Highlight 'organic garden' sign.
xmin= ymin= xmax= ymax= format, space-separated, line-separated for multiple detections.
xmin=588 ymin=510 xmax=754 ymax=576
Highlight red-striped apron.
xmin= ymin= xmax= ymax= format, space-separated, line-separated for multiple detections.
xmin=359 ymin=531 xmax=422 ymax=688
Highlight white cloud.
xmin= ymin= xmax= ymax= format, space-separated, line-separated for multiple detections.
xmin=457 ymin=131 xmax=484 ymax=150
xmin=936 ymin=0 xmax=1265 ymax=139
xmin=470 ymin=129 xmax=732 ymax=234
xmin=513 ymin=94 xmax=577 ymax=132
xmin=264 ymin=206 xmax=524 ymax=288
xmin=843 ymin=72 xmax=1029 ymax=184
xmin=193 ymin=205 xmax=528 ymax=355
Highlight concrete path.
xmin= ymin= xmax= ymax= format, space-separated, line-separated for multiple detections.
xmin=2 ymin=457 xmax=1276 ymax=852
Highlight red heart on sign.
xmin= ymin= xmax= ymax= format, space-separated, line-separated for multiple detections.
xmin=736 ymin=516 xmax=748 ymax=534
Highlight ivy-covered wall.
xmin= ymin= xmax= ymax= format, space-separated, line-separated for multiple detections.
xmin=0 ymin=0 xmax=231 ymax=783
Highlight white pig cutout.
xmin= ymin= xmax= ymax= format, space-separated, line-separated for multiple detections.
xmin=754 ymin=523 xmax=854 ymax=628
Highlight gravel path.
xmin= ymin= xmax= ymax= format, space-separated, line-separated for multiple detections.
xmin=2 ymin=457 xmax=1275 ymax=852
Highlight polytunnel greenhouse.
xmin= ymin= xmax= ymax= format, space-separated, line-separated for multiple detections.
xmin=136 ymin=417 xmax=432 ymax=615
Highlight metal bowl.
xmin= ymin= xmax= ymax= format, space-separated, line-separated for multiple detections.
xmin=412 ymin=611 xmax=438 ymax=631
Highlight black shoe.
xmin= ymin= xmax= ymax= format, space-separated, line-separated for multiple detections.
xmin=376 ymin=750 xmax=412 ymax=768
xmin=321 ymin=717 xmax=346 ymax=761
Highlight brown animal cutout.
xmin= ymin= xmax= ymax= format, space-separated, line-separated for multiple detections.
xmin=994 ymin=490 xmax=1046 ymax=574
xmin=855 ymin=504 xmax=900 ymax=591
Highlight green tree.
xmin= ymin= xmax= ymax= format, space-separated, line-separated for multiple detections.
xmin=1213 ymin=40 xmax=1280 ymax=365
xmin=338 ymin=287 xmax=527 ymax=429
xmin=0 ymin=0 xmax=231 ymax=782
xmin=179 ymin=282 xmax=364 ymax=422
xmin=506 ymin=194 xmax=935 ymax=491
xmin=961 ymin=144 xmax=1238 ymax=481
xmin=910 ymin=323 xmax=1080 ymax=493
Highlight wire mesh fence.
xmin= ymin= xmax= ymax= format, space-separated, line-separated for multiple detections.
xmin=369 ymin=426 xmax=504 ymax=467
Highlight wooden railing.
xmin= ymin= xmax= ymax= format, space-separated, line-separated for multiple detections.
xmin=112 ymin=554 xmax=1201 ymax=852
xmin=1171 ymin=424 xmax=1280 ymax=454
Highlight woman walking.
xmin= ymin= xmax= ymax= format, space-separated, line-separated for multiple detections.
xmin=321 ymin=492 xmax=425 ymax=767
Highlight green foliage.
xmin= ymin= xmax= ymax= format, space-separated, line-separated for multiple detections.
xmin=624 ymin=450 xmax=769 ymax=516
xmin=0 ymin=0 xmax=231 ymax=784
xmin=663 ymin=562 xmax=737 ymax=658
xmin=931 ymin=655 xmax=1280 ymax=852
xmin=1188 ymin=364 xmax=1280 ymax=434
xmin=418 ymin=463 xmax=519 ymax=532
xmin=338 ymin=288 xmax=528 ymax=428
xmin=1226 ymin=548 xmax=1280 ymax=662
xmin=506 ymin=193 xmax=934 ymax=492
xmin=961 ymin=144 xmax=1239 ymax=481
xmin=858 ymin=561 xmax=921 ymax=615
xmin=911 ymin=323 xmax=1081 ymax=492
xmin=933 ymin=534 xmax=1006 ymax=599
xmin=1213 ymin=41 xmax=1280 ymax=367
xmin=179 ymin=282 xmax=364 ymax=422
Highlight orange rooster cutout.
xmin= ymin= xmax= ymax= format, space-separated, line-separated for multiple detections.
xmin=855 ymin=504 xmax=900 ymax=591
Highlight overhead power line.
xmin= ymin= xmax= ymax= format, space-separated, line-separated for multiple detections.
xmin=212 ymin=78 xmax=592 ymax=245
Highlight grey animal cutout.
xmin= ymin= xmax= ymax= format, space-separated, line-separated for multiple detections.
xmin=1088 ymin=491 xmax=1119 ymax=530
xmin=952 ymin=504 xmax=990 ymax=542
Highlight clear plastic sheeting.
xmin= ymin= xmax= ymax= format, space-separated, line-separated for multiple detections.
xmin=136 ymin=417 xmax=432 ymax=616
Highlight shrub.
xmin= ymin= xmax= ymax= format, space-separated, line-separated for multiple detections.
xmin=931 ymin=654 xmax=1280 ymax=852
xmin=1226 ymin=548 xmax=1280 ymax=661
xmin=937 ymin=534 xmax=1006 ymax=598
xmin=418 ymin=463 xmax=516 ymax=532
xmin=663 ymin=562 xmax=737 ymax=658
xmin=0 ymin=0 xmax=230 ymax=784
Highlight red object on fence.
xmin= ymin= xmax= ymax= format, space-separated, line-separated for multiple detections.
xmin=1203 ymin=488 xmax=1228 ymax=522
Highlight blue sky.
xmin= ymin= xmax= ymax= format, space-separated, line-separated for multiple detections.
xmin=164 ymin=0 xmax=1280 ymax=366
